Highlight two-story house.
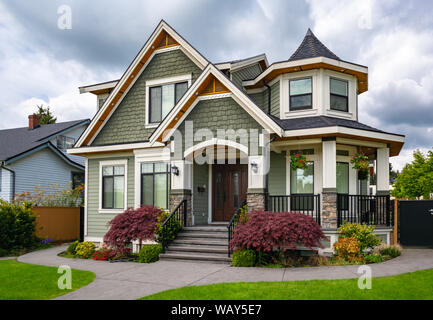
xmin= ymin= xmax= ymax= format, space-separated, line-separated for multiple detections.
xmin=69 ymin=21 xmax=404 ymax=261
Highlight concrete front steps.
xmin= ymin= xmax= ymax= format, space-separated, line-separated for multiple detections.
xmin=159 ymin=225 xmax=232 ymax=264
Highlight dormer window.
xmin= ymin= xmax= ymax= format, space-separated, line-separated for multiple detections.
xmin=330 ymin=78 xmax=348 ymax=112
xmin=289 ymin=78 xmax=312 ymax=111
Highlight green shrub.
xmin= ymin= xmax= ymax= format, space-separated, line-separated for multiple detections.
xmin=66 ymin=240 xmax=80 ymax=255
xmin=338 ymin=223 xmax=381 ymax=253
xmin=365 ymin=253 xmax=383 ymax=264
xmin=138 ymin=244 xmax=163 ymax=263
xmin=155 ymin=211 xmax=182 ymax=244
xmin=0 ymin=200 xmax=38 ymax=253
xmin=378 ymin=244 xmax=402 ymax=258
xmin=75 ymin=242 xmax=96 ymax=259
xmin=232 ymin=249 xmax=256 ymax=267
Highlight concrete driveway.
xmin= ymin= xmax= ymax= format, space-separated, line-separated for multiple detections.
xmin=17 ymin=245 xmax=433 ymax=300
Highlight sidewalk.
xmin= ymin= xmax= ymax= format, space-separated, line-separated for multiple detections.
xmin=17 ymin=245 xmax=433 ymax=300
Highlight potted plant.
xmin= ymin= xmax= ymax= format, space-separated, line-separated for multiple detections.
xmin=351 ymin=153 xmax=369 ymax=180
xmin=291 ymin=153 xmax=308 ymax=171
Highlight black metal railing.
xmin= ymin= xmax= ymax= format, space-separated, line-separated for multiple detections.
xmin=267 ymin=194 xmax=321 ymax=225
xmin=337 ymin=194 xmax=391 ymax=227
xmin=160 ymin=199 xmax=187 ymax=251
xmin=227 ymin=199 xmax=247 ymax=257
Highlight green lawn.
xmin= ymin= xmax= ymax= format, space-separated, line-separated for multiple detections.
xmin=141 ymin=269 xmax=433 ymax=300
xmin=0 ymin=259 xmax=95 ymax=300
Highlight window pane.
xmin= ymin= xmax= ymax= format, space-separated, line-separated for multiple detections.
xmin=113 ymin=176 xmax=124 ymax=209
xmin=161 ymin=84 xmax=175 ymax=120
xmin=141 ymin=175 xmax=153 ymax=206
xmin=175 ymin=82 xmax=188 ymax=104
xmin=330 ymin=94 xmax=348 ymax=112
xmin=330 ymin=79 xmax=348 ymax=96
xmin=103 ymin=177 xmax=114 ymax=208
xmin=102 ymin=166 xmax=113 ymax=176
xmin=337 ymin=163 xmax=349 ymax=194
xmin=141 ymin=163 xmax=153 ymax=174
xmin=290 ymin=94 xmax=312 ymax=109
xmin=154 ymin=163 xmax=167 ymax=173
xmin=154 ymin=174 xmax=167 ymax=209
xmin=114 ymin=166 xmax=124 ymax=175
xmin=150 ymin=86 xmax=162 ymax=123
xmin=290 ymin=78 xmax=312 ymax=95
xmin=291 ymin=162 xmax=314 ymax=194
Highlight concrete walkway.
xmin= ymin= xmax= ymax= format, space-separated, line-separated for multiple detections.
xmin=17 ymin=245 xmax=433 ymax=300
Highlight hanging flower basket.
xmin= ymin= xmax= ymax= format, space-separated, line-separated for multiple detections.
xmin=291 ymin=153 xmax=308 ymax=171
xmin=351 ymin=153 xmax=369 ymax=180
xmin=358 ymin=169 xmax=369 ymax=180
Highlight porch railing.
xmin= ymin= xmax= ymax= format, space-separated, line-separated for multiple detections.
xmin=267 ymin=194 xmax=321 ymax=225
xmin=227 ymin=199 xmax=247 ymax=257
xmin=337 ymin=194 xmax=391 ymax=227
xmin=160 ymin=199 xmax=187 ymax=252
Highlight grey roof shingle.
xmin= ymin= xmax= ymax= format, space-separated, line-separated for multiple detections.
xmin=0 ymin=119 xmax=89 ymax=162
xmin=270 ymin=115 xmax=403 ymax=136
xmin=289 ymin=29 xmax=340 ymax=62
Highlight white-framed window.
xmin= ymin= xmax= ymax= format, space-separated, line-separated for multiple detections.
xmin=330 ymin=78 xmax=348 ymax=112
xmin=56 ymin=135 xmax=75 ymax=150
xmin=289 ymin=77 xmax=312 ymax=111
xmin=145 ymin=74 xmax=192 ymax=127
xmin=140 ymin=162 xmax=171 ymax=209
xmin=99 ymin=160 xmax=128 ymax=213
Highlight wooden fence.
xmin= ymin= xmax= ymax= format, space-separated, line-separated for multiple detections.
xmin=32 ymin=207 xmax=83 ymax=242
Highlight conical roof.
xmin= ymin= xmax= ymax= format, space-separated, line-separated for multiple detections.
xmin=289 ymin=28 xmax=340 ymax=62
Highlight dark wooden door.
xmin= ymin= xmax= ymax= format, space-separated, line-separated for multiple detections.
xmin=212 ymin=164 xmax=248 ymax=222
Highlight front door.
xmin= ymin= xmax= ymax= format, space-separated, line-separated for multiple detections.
xmin=212 ymin=164 xmax=248 ymax=222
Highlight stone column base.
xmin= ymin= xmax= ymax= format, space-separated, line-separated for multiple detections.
xmin=322 ymin=192 xmax=337 ymax=229
xmin=247 ymin=190 xmax=267 ymax=212
xmin=169 ymin=190 xmax=192 ymax=227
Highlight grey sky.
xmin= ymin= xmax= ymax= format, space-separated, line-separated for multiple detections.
xmin=0 ymin=0 xmax=432 ymax=169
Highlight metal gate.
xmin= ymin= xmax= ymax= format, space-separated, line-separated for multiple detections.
xmin=399 ymin=200 xmax=433 ymax=246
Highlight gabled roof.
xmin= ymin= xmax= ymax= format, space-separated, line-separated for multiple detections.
xmin=0 ymin=119 xmax=89 ymax=167
xmin=149 ymin=63 xmax=284 ymax=143
xmin=289 ymin=28 xmax=340 ymax=62
xmin=215 ymin=53 xmax=268 ymax=72
xmin=76 ymin=20 xmax=209 ymax=147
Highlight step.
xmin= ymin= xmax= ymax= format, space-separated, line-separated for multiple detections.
xmin=167 ymin=245 xmax=228 ymax=254
xmin=172 ymin=239 xmax=228 ymax=247
xmin=183 ymin=226 xmax=227 ymax=233
xmin=177 ymin=232 xmax=228 ymax=240
xmin=159 ymin=252 xmax=231 ymax=264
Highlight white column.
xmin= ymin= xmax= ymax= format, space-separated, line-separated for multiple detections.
xmin=248 ymin=155 xmax=266 ymax=190
xmin=171 ymin=160 xmax=192 ymax=191
xmin=376 ymin=147 xmax=390 ymax=193
xmin=322 ymin=139 xmax=337 ymax=192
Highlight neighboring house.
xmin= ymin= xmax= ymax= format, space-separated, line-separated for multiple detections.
xmin=69 ymin=21 xmax=405 ymax=259
xmin=0 ymin=115 xmax=90 ymax=202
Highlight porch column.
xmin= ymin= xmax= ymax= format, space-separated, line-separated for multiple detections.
xmin=376 ymin=147 xmax=390 ymax=195
xmin=169 ymin=160 xmax=193 ymax=226
xmin=322 ymin=138 xmax=338 ymax=229
xmin=247 ymin=155 xmax=267 ymax=211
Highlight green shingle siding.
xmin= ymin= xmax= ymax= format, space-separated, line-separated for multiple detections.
xmin=178 ymin=97 xmax=264 ymax=155
xmin=92 ymin=50 xmax=202 ymax=146
xmin=247 ymin=81 xmax=280 ymax=118
xmin=192 ymin=163 xmax=209 ymax=225
xmin=268 ymin=151 xmax=286 ymax=195
xmin=86 ymin=156 xmax=135 ymax=238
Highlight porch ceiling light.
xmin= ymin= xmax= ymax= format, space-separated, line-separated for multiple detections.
xmin=171 ymin=165 xmax=179 ymax=176
xmin=251 ymin=162 xmax=258 ymax=173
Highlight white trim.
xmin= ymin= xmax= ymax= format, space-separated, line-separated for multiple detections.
xmin=184 ymin=138 xmax=249 ymax=159
xmin=98 ymin=159 xmax=128 ymax=214
xmin=84 ymin=236 xmax=103 ymax=243
xmin=243 ymin=56 xmax=368 ymax=87
xmin=336 ymin=137 xmax=387 ymax=149
xmin=67 ymin=142 xmax=165 ymax=155
xmin=149 ymin=64 xmax=284 ymax=144
xmin=79 ymin=80 xmax=119 ymax=94
xmin=75 ymin=20 xmax=208 ymax=148
xmin=84 ymin=158 xmax=88 ymax=236
xmin=145 ymin=74 xmax=193 ymax=128
xmin=207 ymin=163 xmax=212 ymax=224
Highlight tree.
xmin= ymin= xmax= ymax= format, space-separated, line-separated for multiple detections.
xmin=391 ymin=149 xmax=433 ymax=199
xmin=370 ymin=163 xmax=399 ymax=185
xmin=35 ymin=105 xmax=57 ymax=124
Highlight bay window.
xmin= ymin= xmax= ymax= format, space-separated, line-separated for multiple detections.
xmin=289 ymin=78 xmax=312 ymax=111
xmin=141 ymin=162 xmax=170 ymax=209
xmin=330 ymin=78 xmax=348 ymax=112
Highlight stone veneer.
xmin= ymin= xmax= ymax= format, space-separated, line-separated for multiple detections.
xmin=321 ymin=192 xmax=337 ymax=229
xmin=247 ymin=192 xmax=267 ymax=212
xmin=169 ymin=192 xmax=192 ymax=227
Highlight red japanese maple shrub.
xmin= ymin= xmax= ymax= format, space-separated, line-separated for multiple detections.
xmin=104 ymin=205 xmax=163 ymax=254
xmin=229 ymin=211 xmax=326 ymax=252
